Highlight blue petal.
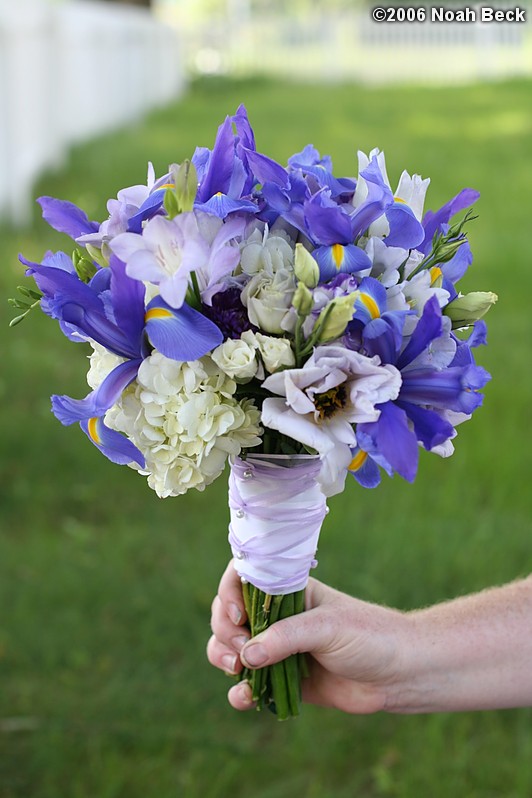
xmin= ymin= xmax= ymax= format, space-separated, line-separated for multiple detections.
xmin=314 ymin=243 xmax=371 ymax=282
xmin=399 ymin=364 xmax=490 ymax=414
xmin=109 ymin=255 xmax=145 ymax=348
xmin=242 ymin=148 xmax=289 ymax=189
xmin=233 ymin=104 xmax=256 ymax=151
xmin=420 ymin=188 xmax=480 ymax=255
xmin=362 ymin=318 xmax=399 ymax=364
xmin=197 ymin=116 xmax=236 ymax=202
xmin=385 ymin=201 xmax=425 ymax=249
xmin=304 ymin=192 xmax=353 ymax=245
xmin=397 ymin=399 xmax=454 ymax=450
xmin=145 ymin=298 xmax=223 ymax=361
xmin=52 ymin=359 xmax=142 ymax=425
xmin=80 ymin=417 xmax=145 ymax=467
xmin=348 ymin=448 xmax=381 ymax=488
xmin=397 ymin=295 xmax=443 ymax=371
xmin=353 ymin=276 xmax=387 ymax=324
xmin=358 ymin=401 xmax=418 ymax=483
xmin=37 ymin=197 xmax=99 ymax=240
xmin=194 ymin=193 xmax=258 ymax=218
xmin=441 ymin=239 xmax=473 ymax=283
xmin=351 ymin=158 xmax=394 ymax=239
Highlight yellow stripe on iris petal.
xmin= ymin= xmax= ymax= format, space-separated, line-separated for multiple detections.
xmin=430 ymin=266 xmax=443 ymax=287
xmin=360 ymin=292 xmax=380 ymax=319
xmin=157 ymin=183 xmax=174 ymax=191
xmin=349 ymin=450 xmax=368 ymax=472
xmin=87 ymin=417 xmax=101 ymax=445
xmin=144 ymin=307 xmax=173 ymax=322
xmin=332 ymin=243 xmax=344 ymax=270
xmin=393 ymin=196 xmax=407 ymax=204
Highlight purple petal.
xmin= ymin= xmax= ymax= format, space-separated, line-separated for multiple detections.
xmin=397 ymin=399 xmax=455 ymax=450
xmin=384 ymin=202 xmax=425 ymax=249
xmin=145 ymin=298 xmax=223 ymax=361
xmin=358 ymin=401 xmax=418 ymax=482
xmin=194 ymin=194 xmax=258 ymax=218
xmin=397 ymin=295 xmax=443 ymax=371
xmin=197 ymin=116 xmax=235 ymax=202
xmin=52 ymin=359 xmax=142 ymax=424
xmin=80 ymin=417 xmax=145 ymax=467
xmin=420 ymin=188 xmax=480 ymax=255
xmin=38 ymin=197 xmax=99 ymax=240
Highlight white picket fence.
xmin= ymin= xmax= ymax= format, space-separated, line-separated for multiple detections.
xmin=182 ymin=4 xmax=532 ymax=84
xmin=0 ymin=0 xmax=186 ymax=226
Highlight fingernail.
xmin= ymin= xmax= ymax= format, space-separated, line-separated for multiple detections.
xmin=242 ymin=643 xmax=268 ymax=667
xmin=222 ymin=653 xmax=238 ymax=673
xmin=237 ymin=681 xmax=253 ymax=704
xmin=229 ymin=603 xmax=242 ymax=625
xmin=232 ymin=634 xmax=249 ymax=652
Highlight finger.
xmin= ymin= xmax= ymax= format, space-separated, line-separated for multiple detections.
xmin=240 ymin=606 xmax=333 ymax=669
xmin=227 ymin=681 xmax=256 ymax=711
xmin=211 ymin=595 xmax=250 ymax=652
xmin=206 ymin=634 xmax=243 ymax=675
xmin=217 ymin=560 xmax=248 ymax=626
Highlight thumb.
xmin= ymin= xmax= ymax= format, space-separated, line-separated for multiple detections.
xmin=240 ymin=608 xmax=329 ymax=669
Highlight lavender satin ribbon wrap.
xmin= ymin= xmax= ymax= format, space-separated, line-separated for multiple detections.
xmin=228 ymin=454 xmax=328 ymax=595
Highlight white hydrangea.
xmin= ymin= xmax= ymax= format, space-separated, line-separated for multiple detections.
xmin=104 ymin=351 xmax=262 ymax=498
xmin=87 ymin=342 xmax=124 ymax=389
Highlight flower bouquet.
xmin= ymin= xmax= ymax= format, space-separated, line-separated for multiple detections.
xmin=10 ymin=105 xmax=496 ymax=719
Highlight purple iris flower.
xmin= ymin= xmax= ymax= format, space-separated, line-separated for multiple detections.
xmin=192 ymin=105 xmax=288 ymax=220
xmin=351 ymin=295 xmax=490 ymax=482
xmin=24 ymin=252 xmax=223 ymax=465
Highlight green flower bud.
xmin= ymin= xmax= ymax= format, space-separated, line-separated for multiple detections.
xmin=72 ymin=249 xmax=97 ymax=283
xmin=444 ymin=291 xmax=498 ymax=329
xmin=85 ymin=243 xmax=109 ymax=268
xmin=294 ymin=243 xmax=319 ymax=288
xmin=292 ymin=281 xmax=314 ymax=316
xmin=315 ymin=292 xmax=358 ymax=343
xmin=173 ymin=159 xmax=198 ymax=213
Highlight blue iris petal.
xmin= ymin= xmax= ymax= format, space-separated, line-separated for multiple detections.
xmin=37 ymin=196 xmax=99 ymax=240
xmin=384 ymin=201 xmax=425 ymax=249
xmin=348 ymin=448 xmax=381 ymax=489
xmin=420 ymin=188 xmax=480 ymax=255
xmin=194 ymin=193 xmax=258 ymax=218
xmin=397 ymin=295 xmax=443 ymax=371
xmin=145 ymin=298 xmax=223 ymax=361
xmin=351 ymin=158 xmax=394 ymax=239
xmin=358 ymin=401 xmax=419 ymax=483
xmin=314 ymin=244 xmax=371 ymax=282
xmin=397 ymin=400 xmax=454 ymax=450
xmin=353 ymin=277 xmax=387 ymax=325
xmin=304 ymin=192 xmax=353 ymax=245
xmin=80 ymin=417 xmax=145 ymax=468
xmin=399 ymin=364 xmax=490 ymax=414
xmin=52 ymin=359 xmax=142 ymax=425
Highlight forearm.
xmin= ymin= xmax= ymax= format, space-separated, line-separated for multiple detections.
xmin=388 ymin=576 xmax=532 ymax=713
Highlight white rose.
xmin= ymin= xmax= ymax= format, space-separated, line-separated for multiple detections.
xmin=253 ymin=333 xmax=295 ymax=373
xmin=87 ymin=342 xmax=124 ymax=389
xmin=240 ymin=228 xmax=294 ymax=275
xmin=241 ymin=268 xmax=296 ymax=334
xmin=211 ymin=338 xmax=258 ymax=382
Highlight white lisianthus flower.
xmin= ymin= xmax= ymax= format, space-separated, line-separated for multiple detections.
xmin=211 ymin=336 xmax=259 ymax=382
xmin=87 ymin=342 xmax=125 ymax=390
xmin=240 ymin=226 xmax=294 ymax=276
xmin=241 ymin=268 xmax=296 ymax=334
xmin=261 ymin=345 xmax=402 ymax=496
xmin=104 ymin=352 xmax=262 ymax=498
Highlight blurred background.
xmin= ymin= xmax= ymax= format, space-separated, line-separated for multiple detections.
xmin=1 ymin=1 xmax=531 ymax=795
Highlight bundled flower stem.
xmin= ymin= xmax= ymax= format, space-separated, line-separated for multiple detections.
xmin=241 ymin=583 xmax=307 ymax=719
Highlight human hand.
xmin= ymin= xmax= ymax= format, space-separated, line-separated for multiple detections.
xmin=207 ymin=560 xmax=409 ymax=714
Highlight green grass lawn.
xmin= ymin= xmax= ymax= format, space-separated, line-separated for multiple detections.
xmin=1 ymin=76 xmax=531 ymax=797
